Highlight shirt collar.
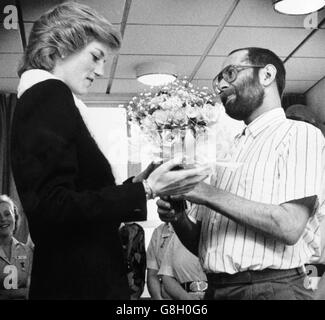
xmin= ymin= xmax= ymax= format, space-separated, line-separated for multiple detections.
xmin=12 ymin=237 xmax=20 ymax=247
xmin=162 ymin=223 xmax=174 ymax=237
xmin=245 ymin=108 xmax=286 ymax=139
xmin=0 ymin=238 xmax=19 ymax=264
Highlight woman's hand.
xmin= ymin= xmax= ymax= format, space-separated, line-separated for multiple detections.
xmin=147 ymin=158 xmax=210 ymax=197
xmin=132 ymin=161 xmax=162 ymax=183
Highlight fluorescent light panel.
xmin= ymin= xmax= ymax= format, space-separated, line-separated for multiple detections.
xmin=274 ymin=0 xmax=325 ymax=15
xmin=137 ymin=74 xmax=176 ymax=86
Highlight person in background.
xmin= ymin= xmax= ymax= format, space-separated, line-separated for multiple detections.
xmin=158 ymin=225 xmax=207 ymax=300
xmin=314 ymin=253 xmax=325 ymax=299
xmin=157 ymin=47 xmax=325 ymax=300
xmin=314 ymin=214 xmax=325 ymax=299
xmin=119 ymin=222 xmax=146 ymax=299
xmin=147 ymin=221 xmax=207 ymax=300
xmin=285 ymin=104 xmax=325 ymax=135
xmin=146 ymin=222 xmax=174 ymax=299
xmin=285 ymin=104 xmax=325 ymax=299
xmin=11 ymin=2 xmax=208 ymax=300
xmin=0 ymin=195 xmax=33 ymax=300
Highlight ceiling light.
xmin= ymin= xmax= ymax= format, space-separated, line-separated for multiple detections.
xmin=135 ymin=62 xmax=177 ymax=86
xmin=273 ymin=0 xmax=325 ymax=15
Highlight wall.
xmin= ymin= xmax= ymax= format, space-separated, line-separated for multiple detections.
xmin=306 ymin=77 xmax=325 ymax=125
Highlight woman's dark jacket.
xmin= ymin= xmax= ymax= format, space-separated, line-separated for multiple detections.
xmin=11 ymin=79 xmax=147 ymax=299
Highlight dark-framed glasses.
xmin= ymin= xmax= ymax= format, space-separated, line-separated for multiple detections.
xmin=212 ymin=64 xmax=265 ymax=94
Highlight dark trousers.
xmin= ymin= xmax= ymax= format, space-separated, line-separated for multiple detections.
xmin=204 ymin=267 xmax=314 ymax=300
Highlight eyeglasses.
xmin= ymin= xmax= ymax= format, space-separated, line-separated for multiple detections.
xmin=212 ymin=64 xmax=265 ymax=94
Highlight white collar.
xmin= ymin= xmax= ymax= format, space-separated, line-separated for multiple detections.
xmin=18 ymin=69 xmax=83 ymax=105
xmin=17 ymin=69 xmax=109 ymax=161
xmin=245 ymin=108 xmax=286 ymax=139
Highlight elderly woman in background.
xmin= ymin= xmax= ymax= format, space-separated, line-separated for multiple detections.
xmin=10 ymin=2 xmax=208 ymax=300
xmin=0 ymin=195 xmax=33 ymax=300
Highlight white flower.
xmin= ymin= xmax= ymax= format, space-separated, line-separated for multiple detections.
xmin=200 ymin=104 xmax=221 ymax=124
xmin=173 ymin=108 xmax=188 ymax=126
xmin=141 ymin=116 xmax=157 ymax=131
xmin=160 ymin=100 xmax=173 ymax=110
xmin=185 ymin=105 xmax=200 ymax=119
xmin=176 ymin=89 xmax=190 ymax=99
xmin=150 ymin=95 xmax=165 ymax=106
xmin=152 ymin=110 xmax=169 ymax=125
xmin=170 ymin=96 xmax=183 ymax=108
xmin=159 ymin=96 xmax=180 ymax=110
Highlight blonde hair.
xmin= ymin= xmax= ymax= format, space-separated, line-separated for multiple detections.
xmin=0 ymin=194 xmax=19 ymax=234
xmin=18 ymin=1 xmax=121 ymax=77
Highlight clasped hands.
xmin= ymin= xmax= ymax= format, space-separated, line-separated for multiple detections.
xmin=133 ymin=158 xmax=211 ymax=222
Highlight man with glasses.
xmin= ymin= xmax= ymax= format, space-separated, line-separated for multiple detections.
xmin=157 ymin=47 xmax=325 ymax=300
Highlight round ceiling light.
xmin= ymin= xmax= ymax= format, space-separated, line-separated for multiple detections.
xmin=273 ymin=0 xmax=325 ymax=15
xmin=135 ymin=62 xmax=177 ymax=86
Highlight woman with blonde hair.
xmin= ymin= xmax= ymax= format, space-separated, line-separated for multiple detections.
xmin=11 ymin=2 xmax=208 ymax=299
xmin=0 ymin=195 xmax=33 ymax=300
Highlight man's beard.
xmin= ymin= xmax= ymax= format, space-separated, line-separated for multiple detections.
xmin=220 ymin=75 xmax=265 ymax=121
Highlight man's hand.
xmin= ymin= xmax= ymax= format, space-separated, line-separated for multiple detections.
xmin=171 ymin=181 xmax=212 ymax=205
xmin=157 ymin=195 xmax=202 ymax=256
xmin=156 ymin=197 xmax=184 ymax=223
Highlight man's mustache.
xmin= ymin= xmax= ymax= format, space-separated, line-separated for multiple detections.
xmin=219 ymin=87 xmax=236 ymax=104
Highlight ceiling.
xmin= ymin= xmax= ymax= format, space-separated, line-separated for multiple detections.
xmin=1 ymin=0 xmax=325 ymax=104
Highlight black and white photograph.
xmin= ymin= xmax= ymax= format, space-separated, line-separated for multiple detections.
xmin=1 ymin=0 xmax=325 ymax=306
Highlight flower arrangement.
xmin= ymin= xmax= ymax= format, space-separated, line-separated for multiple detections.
xmin=127 ymin=79 xmax=220 ymax=135
xmin=126 ymin=78 xmax=235 ymax=166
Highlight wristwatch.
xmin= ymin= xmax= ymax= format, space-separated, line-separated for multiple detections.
xmin=142 ymin=179 xmax=156 ymax=200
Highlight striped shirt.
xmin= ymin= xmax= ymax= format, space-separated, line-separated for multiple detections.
xmin=189 ymin=108 xmax=325 ymax=274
